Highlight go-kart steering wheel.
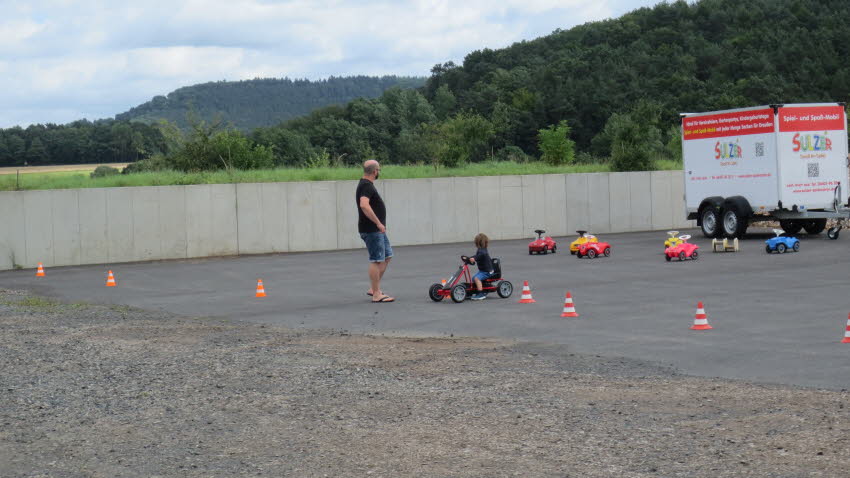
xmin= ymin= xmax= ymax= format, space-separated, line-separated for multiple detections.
xmin=461 ymin=255 xmax=473 ymax=265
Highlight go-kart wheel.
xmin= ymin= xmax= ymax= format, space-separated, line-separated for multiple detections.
xmin=678 ymin=251 xmax=685 ymax=261
xmin=450 ymin=284 xmax=467 ymax=303
xmin=776 ymin=243 xmax=787 ymax=254
xmin=691 ymin=250 xmax=699 ymax=260
xmin=765 ymin=244 xmax=772 ymax=254
xmin=586 ymin=249 xmax=597 ymax=259
xmin=828 ymin=227 xmax=840 ymax=240
xmin=792 ymin=242 xmax=800 ymax=252
xmin=665 ymin=254 xmax=672 ymax=262
xmin=603 ymin=247 xmax=611 ymax=257
xmin=496 ymin=280 xmax=513 ymax=298
xmin=429 ymin=283 xmax=445 ymax=302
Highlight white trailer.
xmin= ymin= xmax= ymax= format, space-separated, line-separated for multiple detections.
xmin=681 ymin=103 xmax=849 ymax=239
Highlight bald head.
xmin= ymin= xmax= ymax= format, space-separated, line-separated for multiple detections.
xmin=363 ymin=159 xmax=381 ymax=180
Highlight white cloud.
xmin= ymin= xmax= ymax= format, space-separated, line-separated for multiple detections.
xmin=0 ymin=0 xmax=663 ymax=127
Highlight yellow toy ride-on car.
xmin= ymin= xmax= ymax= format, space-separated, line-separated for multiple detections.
xmin=664 ymin=231 xmax=683 ymax=250
xmin=570 ymin=230 xmax=598 ymax=255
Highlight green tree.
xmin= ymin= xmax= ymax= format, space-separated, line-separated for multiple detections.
xmin=25 ymin=138 xmax=49 ymax=164
xmin=436 ymin=113 xmax=494 ymax=167
xmin=537 ymin=120 xmax=576 ymax=165
xmin=433 ymin=85 xmax=456 ymax=120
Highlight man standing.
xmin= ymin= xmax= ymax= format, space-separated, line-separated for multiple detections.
xmin=357 ymin=159 xmax=394 ymax=303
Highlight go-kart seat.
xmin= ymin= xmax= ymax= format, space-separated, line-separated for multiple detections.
xmin=490 ymin=258 xmax=502 ymax=279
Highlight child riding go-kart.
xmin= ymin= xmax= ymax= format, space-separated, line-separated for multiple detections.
xmin=429 ymin=255 xmax=513 ymax=303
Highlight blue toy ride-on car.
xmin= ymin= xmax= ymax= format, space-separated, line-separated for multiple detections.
xmin=765 ymin=229 xmax=800 ymax=254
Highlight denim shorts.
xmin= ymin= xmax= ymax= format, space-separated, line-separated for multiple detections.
xmin=360 ymin=232 xmax=393 ymax=262
xmin=473 ymin=271 xmax=494 ymax=282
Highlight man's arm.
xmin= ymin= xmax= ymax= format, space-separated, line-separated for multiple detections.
xmin=359 ymin=196 xmax=386 ymax=233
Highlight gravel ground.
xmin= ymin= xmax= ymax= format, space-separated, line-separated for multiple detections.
xmin=1 ymin=289 xmax=848 ymax=477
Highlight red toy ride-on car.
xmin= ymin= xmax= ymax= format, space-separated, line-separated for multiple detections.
xmin=575 ymin=236 xmax=611 ymax=259
xmin=665 ymin=234 xmax=700 ymax=262
xmin=429 ymin=256 xmax=513 ymax=303
xmin=528 ymin=229 xmax=557 ymax=255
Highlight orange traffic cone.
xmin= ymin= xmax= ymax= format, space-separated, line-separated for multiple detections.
xmin=36 ymin=262 xmax=45 ymax=277
xmin=690 ymin=301 xmax=712 ymax=330
xmin=255 ymin=279 xmax=266 ymax=298
xmin=105 ymin=270 xmax=116 ymax=287
xmin=441 ymin=278 xmax=447 ymax=287
xmin=560 ymin=291 xmax=579 ymax=317
xmin=518 ymin=280 xmax=535 ymax=303
xmin=841 ymin=313 xmax=850 ymax=343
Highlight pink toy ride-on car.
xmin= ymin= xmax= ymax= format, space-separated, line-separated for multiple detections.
xmin=665 ymin=234 xmax=700 ymax=261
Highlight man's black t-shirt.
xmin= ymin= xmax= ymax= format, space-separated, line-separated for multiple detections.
xmin=356 ymin=178 xmax=386 ymax=233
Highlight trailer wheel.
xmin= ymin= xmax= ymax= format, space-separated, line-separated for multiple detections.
xmin=700 ymin=207 xmax=721 ymax=238
xmin=803 ymin=219 xmax=827 ymax=235
xmin=828 ymin=227 xmax=841 ymax=240
xmin=780 ymin=220 xmax=803 ymax=235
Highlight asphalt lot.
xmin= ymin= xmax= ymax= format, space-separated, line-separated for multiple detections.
xmin=2 ymin=228 xmax=849 ymax=389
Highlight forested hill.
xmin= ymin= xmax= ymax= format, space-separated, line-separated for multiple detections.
xmin=243 ymin=0 xmax=850 ymax=170
xmin=116 ymin=75 xmax=426 ymax=130
xmin=419 ymin=0 xmax=850 ymax=153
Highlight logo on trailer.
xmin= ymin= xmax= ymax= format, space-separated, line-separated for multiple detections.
xmin=714 ymin=140 xmax=742 ymax=160
xmin=792 ymin=132 xmax=831 ymax=152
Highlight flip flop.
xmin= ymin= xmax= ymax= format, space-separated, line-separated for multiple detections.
xmin=366 ymin=291 xmax=373 ymax=296
xmin=372 ymin=295 xmax=395 ymax=303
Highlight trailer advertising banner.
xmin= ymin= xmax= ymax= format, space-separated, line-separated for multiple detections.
xmin=777 ymin=105 xmax=848 ymax=209
xmin=682 ymin=108 xmax=778 ymax=210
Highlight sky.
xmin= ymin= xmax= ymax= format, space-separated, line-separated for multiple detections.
xmin=0 ymin=0 xmax=664 ymax=128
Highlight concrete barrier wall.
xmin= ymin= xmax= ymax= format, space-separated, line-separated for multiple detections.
xmin=0 ymin=171 xmax=693 ymax=270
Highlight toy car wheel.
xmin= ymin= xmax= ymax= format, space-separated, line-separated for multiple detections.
xmin=691 ymin=250 xmax=699 ymax=260
xmin=603 ymin=247 xmax=611 ymax=257
xmin=528 ymin=250 xmax=533 ymax=255
xmin=792 ymin=242 xmax=800 ymax=252
xmin=542 ymin=245 xmax=548 ymax=255
xmin=551 ymin=246 xmax=556 ymax=254
xmin=765 ymin=244 xmax=772 ymax=254
xmin=828 ymin=227 xmax=840 ymax=240
xmin=496 ymin=280 xmax=513 ymax=298
xmin=450 ymin=284 xmax=467 ymax=303
xmin=429 ymin=283 xmax=445 ymax=302
xmin=575 ymin=251 xmax=582 ymax=258
xmin=665 ymin=254 xmax=671 ymax=262
xmin=678 ymin=251 xmax=685 ymax=261
xmin=570 ymin=250 xmax=576 ymax=255
xmin=776 ymin=243 xmax=787 ymax=254
xmin=586 ymin=249 xmax=597 ymax=259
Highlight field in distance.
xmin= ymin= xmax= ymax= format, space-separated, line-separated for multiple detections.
xmin=0 ymin=163 xmax=130 ymax=175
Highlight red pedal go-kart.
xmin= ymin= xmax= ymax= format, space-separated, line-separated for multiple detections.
xmin=665 ymin=234 xmax=700 ymax=261
xmin=429 ymin=256 xmax=513 ymax=303
xmin=528 ymin=229 xmax=557 ymax=254
xmin=575 ymin=236 xmax=611 ymax=259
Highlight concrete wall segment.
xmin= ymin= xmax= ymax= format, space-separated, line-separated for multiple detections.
xmin=78 ymin=188 xmax=108 ymax=265
xmin=608 ymin=172 xmax=630 ymax=233
xmin=0 ymin=191 xmax=27 ymax=270
xmin=586 ymin=173 xmax=611 ymax=234
xmin=51 ymin=189 xmax=81 ymax=267
xmin=628 ymin=172 xmax=653 ymax=232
